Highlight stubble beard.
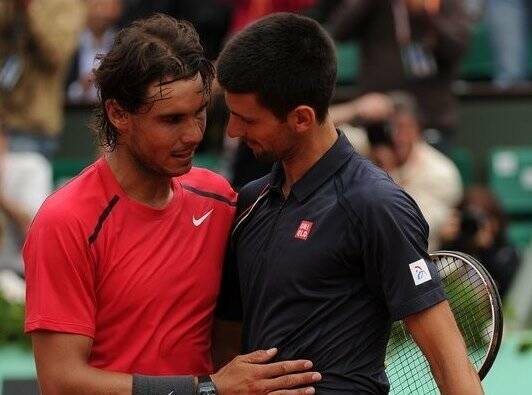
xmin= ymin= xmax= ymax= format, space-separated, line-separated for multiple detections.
xmin=253 ymin=150 xmax=277 ymax=164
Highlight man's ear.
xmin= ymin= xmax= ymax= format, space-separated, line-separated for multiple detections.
xmin=287 ymin=105 xmax=316 ymax=134
xmin=105 ymin=99 xmax=130 ymax=132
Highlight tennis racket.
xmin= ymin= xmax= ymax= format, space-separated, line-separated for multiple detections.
xmin=385 ymin=250 xmax=503 ymax=394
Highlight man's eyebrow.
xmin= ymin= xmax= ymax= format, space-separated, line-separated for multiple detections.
xmin=158 ymin=103 xmax=208 ymax=119
xmin=158 ymin=112 xmax=185 ymax=119
xmin=230 ymin=110 xmax=254 ymax=122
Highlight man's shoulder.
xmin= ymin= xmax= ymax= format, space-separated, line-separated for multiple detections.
xmin=33 ymin=161 xmax=107 ymax=228
xmin=340 ymin=155 xmax=420 ymax=218
xmin=237 ymin=175 xmax=270 ymax=212
xmin=341 ymin=153 xmax=397 ymax=199
xmin=178 ymin=167 xmax=237 ymax=204
xmin=239 ymin=175 xmax=270 ymax=198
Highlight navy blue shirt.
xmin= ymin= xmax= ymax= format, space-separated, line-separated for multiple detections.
xmin=217 ymin=132 xmax=446 ymax=394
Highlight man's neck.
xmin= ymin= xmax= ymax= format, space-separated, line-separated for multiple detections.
xmin=105 ymin=150 xmax=174 ymax=209
xmin=281 ymin=119 xmax=338 ymax=196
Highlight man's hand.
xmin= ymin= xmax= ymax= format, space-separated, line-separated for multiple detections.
xmin=212 ymin=348 xmax=321 ymax=395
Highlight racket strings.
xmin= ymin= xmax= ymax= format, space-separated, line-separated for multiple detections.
xmin=385 ymin=254 xmax=495 ymax=394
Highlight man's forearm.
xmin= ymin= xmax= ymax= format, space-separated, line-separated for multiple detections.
xmin=431 ymin=358 xmax=483 ymax=395
xmin=38 ymin=363 xmax=132 ymax=395
xmin=405 ymin=302 xmax=484 ymax=395
xmin=39 ymin=364 xmax=197 ymax=395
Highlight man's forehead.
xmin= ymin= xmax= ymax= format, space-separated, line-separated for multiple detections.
xmin=225 ymin=92 xmax=262 ymax=111
xmin=146 ymin=74 xmax=205 ymax=101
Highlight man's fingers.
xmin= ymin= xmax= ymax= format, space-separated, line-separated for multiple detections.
xmin=269 ymin=386 xmax=317 ymax=395
xmin=263 ymin=372 xmax=322 ymax=392
xmin=257 ymin=359 xmax=314 ymax=378
xmin=240 ymin=348 xmax=278 ymax=363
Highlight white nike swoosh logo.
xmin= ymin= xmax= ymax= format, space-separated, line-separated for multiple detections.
xmin=193 ymin=209 xmax=213 ymax=226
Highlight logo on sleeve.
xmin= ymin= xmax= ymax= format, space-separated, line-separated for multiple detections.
xmin=295 ymin=220 xmax=314 ymax=240
xmin=409 ymin=259 xmax=432 ymax=286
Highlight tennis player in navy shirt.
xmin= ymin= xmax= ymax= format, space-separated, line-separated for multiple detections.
xmin=214 ymin=12 xmax=484 ymax=395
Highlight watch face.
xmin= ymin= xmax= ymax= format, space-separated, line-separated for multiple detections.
xmin=197 ymin=382 xmax=217 ymax=395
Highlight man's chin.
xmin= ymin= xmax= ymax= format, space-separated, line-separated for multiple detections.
xmin=167 ymin=161 xmax=193 ymax=177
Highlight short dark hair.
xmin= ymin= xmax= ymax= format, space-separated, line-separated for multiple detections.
xmin=217 ymin=12 xmax=337 ymax=123
xmin=92 ymin=14 xmax=215 ymax=150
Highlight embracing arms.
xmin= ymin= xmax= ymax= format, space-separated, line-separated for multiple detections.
xmin=33 ymin=331 xmax=320 ymax=395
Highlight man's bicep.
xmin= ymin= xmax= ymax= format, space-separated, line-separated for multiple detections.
xmin=404 ymin=301 xmax=483 ymax=393
xmin=31 ymin=331 xmax=134 ymax=395
xmin=404 ymin=300 xmax=467 ymax=363
xmin=32 ymin=332 xmax=93 ymax=392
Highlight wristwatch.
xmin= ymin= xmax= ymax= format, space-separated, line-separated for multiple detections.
xmin=196 ymin=375 xmax=218 ymax=395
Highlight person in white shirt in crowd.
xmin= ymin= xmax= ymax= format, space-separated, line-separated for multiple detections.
xmin=0 ymin=120 xmax=52 ymax=276
xmin=330 ymin=92 xmax=462 ymax=250
xmin=369 ymin=93 xmax=463 ymax=251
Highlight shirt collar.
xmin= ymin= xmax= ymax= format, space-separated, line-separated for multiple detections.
xmin=268 ymin=131 xmax=355 ymax=202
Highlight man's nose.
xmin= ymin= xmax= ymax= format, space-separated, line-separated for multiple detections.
xmin=181 ymin=119 xmax=204 ymax=146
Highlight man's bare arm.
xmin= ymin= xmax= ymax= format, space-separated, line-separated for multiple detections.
xmin=404 ymin=300 xmax=483 ymax=395
xmin=33 ymin=331 xmax=321 ymax=395
xmin=32 ymin=332 xmax=131 ymax=395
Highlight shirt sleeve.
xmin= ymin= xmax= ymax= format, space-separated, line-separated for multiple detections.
xmin=358 ymin=180 xmax=446 ymax=321
xmin=23 ymin=204 xmax=96 ymax=337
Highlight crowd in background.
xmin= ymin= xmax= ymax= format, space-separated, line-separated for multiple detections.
xmin=0 ymin=0 xmax=529 ymax=319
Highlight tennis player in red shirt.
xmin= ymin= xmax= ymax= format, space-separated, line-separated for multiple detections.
xmin=23 ymin=14 xmax=320 ymax=395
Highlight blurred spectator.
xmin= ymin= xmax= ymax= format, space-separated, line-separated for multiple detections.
xmin=486 ymin=0 xmax=531 ymax=88
xmin=120 ymin=0 xmax=232 ymax=60
xmin=226 ymin=0 xmax=317 ymax=33
xmin=0 ymin=0 xmax=86 ymax=159
xmin=66 ymin=0 xmax=122 ymax=104
xmin=440 ymin=186 xmax=521 ymax=299
xmin=329 ymin=92 xmax=394 ymax=155
xmin=0 ymin=121 xmax=52 ymax=275
xmin=326 ymin=0 xmax=474 ymax=151
xmin=330 ymin=92 xmax=394 ymax=126
xmin=366 ymin=93 xmax=463 ymax=251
